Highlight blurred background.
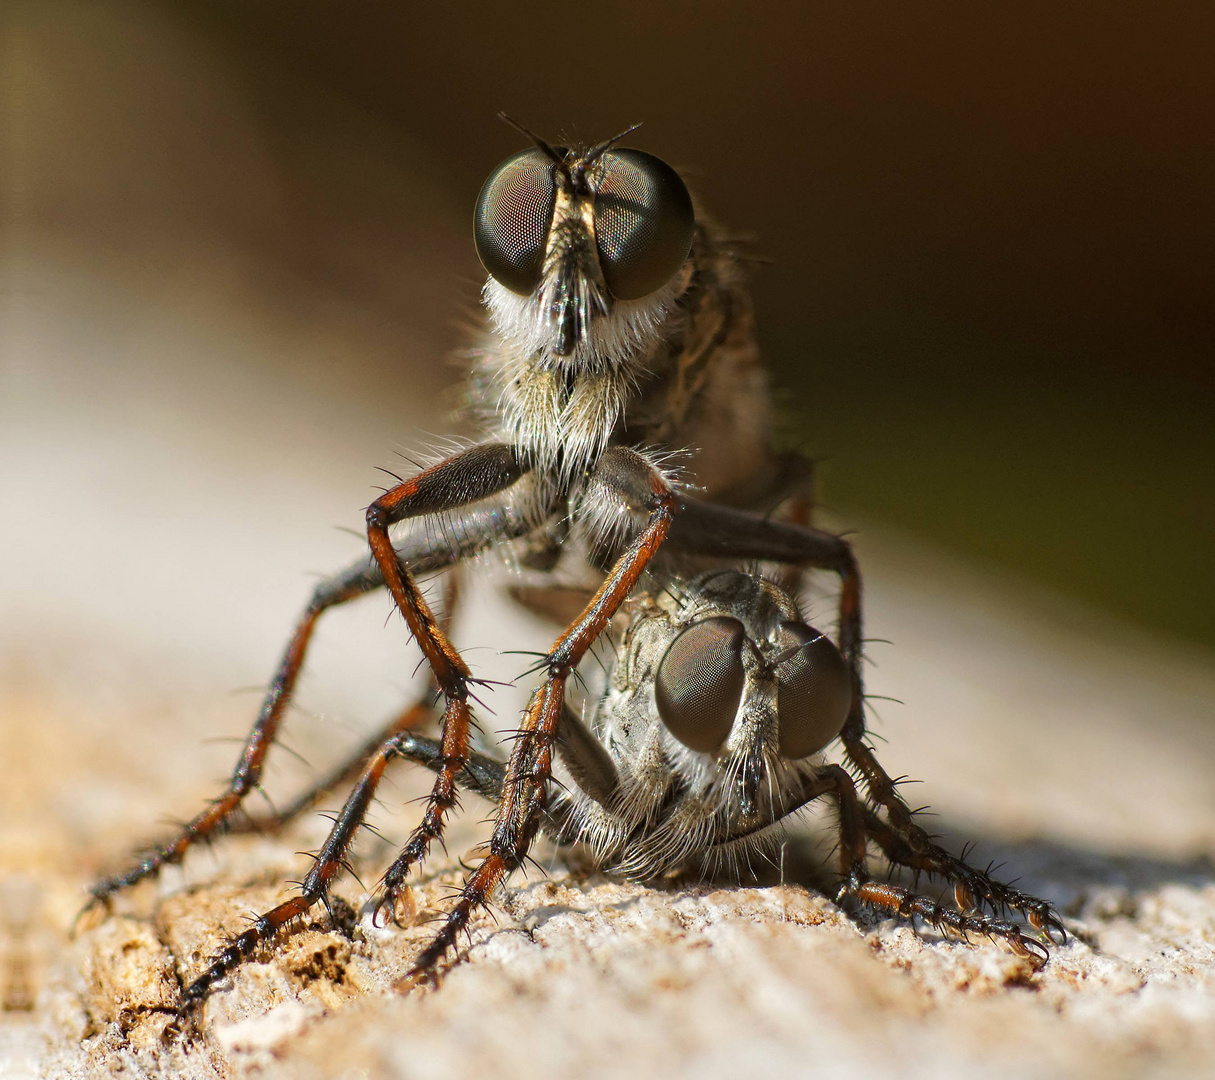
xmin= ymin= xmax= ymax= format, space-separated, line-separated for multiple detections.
xmin=4 ymin=0 xmax=1211 ymax=657
xmin=3 ymin=8 xmax=1215 ymax=1069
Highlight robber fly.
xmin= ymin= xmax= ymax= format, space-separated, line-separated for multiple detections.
xmin=88 ymin=118 xmax=1064 ymax=1016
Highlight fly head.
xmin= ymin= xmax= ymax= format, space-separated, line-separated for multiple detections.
xmin=475 ymin=116 xmax=695 ymax=374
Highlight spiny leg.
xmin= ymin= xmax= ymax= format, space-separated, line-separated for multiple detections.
xmin=235 ymin=701 xmax=602 ymax=847
xmin=232 ymin=574 xmax=462 ymax=836
xmin=228 ymin=700 xmax=434 ymax=837
xmin=860 ymin=806 xmax=1065 ymax=942
xmin=88 ymin=556 xmax=388 ymax=906
xmin=811 ymin=766 xmax=1049 ymax=966
xmin=664 ymin=499 xmax=1049 ymax=927
xmin=88 ymin=478 xmax=529 ymax=910
xmin=178 ymin=732 xmax=511 ymax=1016
xmin=364 ymin=444 xmax=530 ymax=918
xmin=407 ymin=449 xmax=679 ymax=975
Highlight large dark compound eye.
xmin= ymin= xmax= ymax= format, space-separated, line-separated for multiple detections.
xmin=655 ymin=617 xmax=746 ymax=754
xmin=593 ymin=150 xmax=694 ymax=300
xmin=474 ymin=149 xmax=557 ymax=295
xmin=774 ymin=623 xmax=852 ymax=759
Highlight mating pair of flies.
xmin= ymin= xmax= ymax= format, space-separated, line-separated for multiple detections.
xmin=88 ymin=118 xmax=1065 ymax=1018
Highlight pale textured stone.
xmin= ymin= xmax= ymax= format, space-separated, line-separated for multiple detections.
xmin=3 ymin=6 xmax=1213 ymax=1076
xmin=10 ymin=546 xmax=1215 ymax=1080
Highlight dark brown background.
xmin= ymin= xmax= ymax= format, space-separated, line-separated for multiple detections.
xmin=177 ymin=1 xmax=1215 ymax=646
xmin=5 ymin=9 xmax=1215 ymax=1076
xmin=7 ymin=0 xmax=1214 ymax=646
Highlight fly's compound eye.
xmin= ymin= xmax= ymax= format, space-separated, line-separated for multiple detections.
xmin=593 ymin=150 xmax=694 ymax=300
xmin=474 ymin=149 xmax=557 ymax=296
xmin=774 ymin=622 xmax=853 ymax=760
xmin=655 ymin=616 xmax=746 ymax=755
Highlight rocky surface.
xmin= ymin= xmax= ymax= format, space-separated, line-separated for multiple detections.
xmin=4 ymin=8 xmax=1213 ymax=1072
xmin=5 ymin=533 xmax=1215 ymax=1080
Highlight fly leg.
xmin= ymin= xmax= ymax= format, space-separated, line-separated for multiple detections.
xmin=363 ymin=444 xmax=538 ymax=919
xmin=401 ymin=447 xmax=679 ymax=974
xmin=791 ymin=768 xmax=1049 ymax=966
xmin=177 ymin=730 xmax=512 ymax=1017
xmin=87 ymin=555 xmax=399 ymax=907
xmin=665 ymin=500 xmax=1064 ymax=937
xmin=230 ymin=575 xmax=462 ymax=836
xmin=88 ymin=447 xmax=532 ymax=910
xmin=859 ymin=806 xmax=1065 ymax=942
xmin=178 ymin=716 xmax=607 ymax=1016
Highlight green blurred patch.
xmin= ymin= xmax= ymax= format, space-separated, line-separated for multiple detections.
xmin=766 ymin=314 xmax=1215 ymax=649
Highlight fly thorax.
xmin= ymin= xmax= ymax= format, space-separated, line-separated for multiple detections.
xmin=492 ymin=347 xmax=635 ymax=489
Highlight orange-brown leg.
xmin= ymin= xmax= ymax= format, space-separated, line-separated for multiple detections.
xmin=805 ymin=767 xmax=1049 ymax=966
xmin=176 ymin=733 xmax=407 ymax=1015
xmin=89 ymin=446 xmax=527 ymax=910
xmin=87 ymin=561 xmax=383 ymax=906
xmin=664 ymin=499 xmax=1063 ymax=938
xmin=401 ymin=456 xmax=679 ymax=973
xmin=231 ymin=574 xmax=461 ymax=836
xmin=362 ymin=444 xmax=527 ymax=916
xmin=859 ymin=806 xmax=1064 ymax=942
xmin=176 ymin=729 xmax=511 ymax=1017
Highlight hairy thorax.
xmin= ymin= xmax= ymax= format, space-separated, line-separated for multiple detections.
xmin=468 ymin=223 xmax=778 ymax=507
